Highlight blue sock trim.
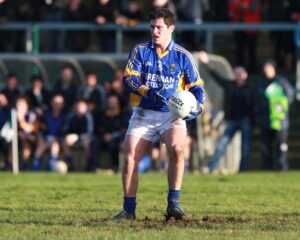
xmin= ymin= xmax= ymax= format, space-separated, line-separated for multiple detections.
xmin=49 ymin=156 xmax=58 ymax=161
xmin=32 ymin=157 xmax=42 ymax=170
xmin=123 ymin=197 xmax=136 ymax=214
xmin=48 ymin=156 xmax=58 ymax=171
xmin=168 ymin=189 xmax=181 ymax=208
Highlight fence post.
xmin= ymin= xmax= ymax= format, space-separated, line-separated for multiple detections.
xmin=205 ymin=30 xmax=213 ymax=53
xmin=25 ymin=26 xmax=33 ymax=53
xmin=33 ymin=24 xmax=40 ymax=54
xmin=11 ymin=109 xmax=19 ymax=175
xmin=296 ymin=24 xmax=300 ymax=101
xmin=116 ymin=28 xmax=122 ymax=53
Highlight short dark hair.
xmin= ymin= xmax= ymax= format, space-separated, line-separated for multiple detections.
xmin=31 ymin=75 xmax=43 ymax=83
xmin=149 ymin=8 xmax=175 ymax=27
xmin=61 ymin=64 xmax=74 ymax=71
xmin=263 ymin=59 xmax=276 ymax=68
xmin=6 ymin=72 xmax=17 ymax=80
xmin=16 ymin=96 xmax=30 ymax=107
xmin=86 ymin=71 xmax=97 ymax=77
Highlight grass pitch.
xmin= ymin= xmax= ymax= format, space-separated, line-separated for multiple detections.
xmin=0 ymin=172 xmax=300 ymax=240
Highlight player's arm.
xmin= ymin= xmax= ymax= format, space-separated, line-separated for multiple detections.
xmin=123 ymin=46 xmax=166 ymax=102
xmin=183 ymin=53 xmax=205 ymax=116
xmin=122 ymin=45 xmax=148 ymax=97
xmin=279 ymin=77 xmax=295 ymax=104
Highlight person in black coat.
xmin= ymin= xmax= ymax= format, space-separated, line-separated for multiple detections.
xmin=63 ymin=0 xmax=90 ymax=52
xmin=91 ymin=0 xmax=117 ymax=52
xmin=77 ymin=72 xmax=106 ymax=119
xmin=0 ymin=93 xmax=12 ymax=170
xmin=25 ymin=75 xmax=51 ymax=117
xmin=0 ymin=73 xmax=22 ymax=108
xmin=97 ymin=94 xmax=130 ymax=172
xmin=199 ymin=51 xmax=253 ymax=172
xmin=254 ymin=60 xmax=294 ymax=170
xmin=62 ymin=99 xmax=94 ymax=171
xmin=52 ymin=65 xmax=78 ymax=112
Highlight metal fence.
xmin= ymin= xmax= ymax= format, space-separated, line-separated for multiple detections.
xmin=0 ymin=22 xmax=299 ymax=54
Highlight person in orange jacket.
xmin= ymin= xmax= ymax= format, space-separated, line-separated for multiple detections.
xmin=228 ymin=0 xmax=262 ymax=72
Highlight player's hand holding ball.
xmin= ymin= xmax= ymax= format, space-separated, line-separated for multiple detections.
xmin=168 ymin=90 xmax=201 ymax=120
xmin=183 ymin=103 xmax=203 ymax=121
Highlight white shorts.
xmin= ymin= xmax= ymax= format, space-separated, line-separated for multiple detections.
xmin=126 ymin=107 xmax=186 ymax=142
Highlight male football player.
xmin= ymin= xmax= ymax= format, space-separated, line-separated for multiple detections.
xmin=113 ymin=8 xmax=205 ymax=220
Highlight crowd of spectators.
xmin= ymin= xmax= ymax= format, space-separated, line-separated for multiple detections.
xmin=0 ymin=66 xmax=132 ymax=172
xmin=0 ymin=0 xmax=300 ymax=70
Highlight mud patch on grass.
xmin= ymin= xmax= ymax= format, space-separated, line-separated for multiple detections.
xmin=201 ymin=216 xmax=251 ymax=224
xmin=81 ymin=215 xmax=252 ymax=229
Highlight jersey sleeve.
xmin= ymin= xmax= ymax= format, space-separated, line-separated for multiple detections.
xmin=183 ymin=53 xmax=205 ymax=106
xmin=122 ymin=45 xmax=148 ymax=97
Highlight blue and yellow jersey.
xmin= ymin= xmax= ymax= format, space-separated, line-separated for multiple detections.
xmin=123 ymin=40 xmax=205 ymax=111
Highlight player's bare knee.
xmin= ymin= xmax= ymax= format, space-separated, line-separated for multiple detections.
xmin=124 ymin=155 xmax=136 ymax=170
xmin=169 ymin=144 xmax=184 ymax=161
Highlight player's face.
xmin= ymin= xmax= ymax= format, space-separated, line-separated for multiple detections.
xmin=86 ymin=74 xmax=97 ymax=87
xmin=16 ymin=99 xmax=29 ymax=114
xmin=51 ymin=95 xmax=64 ymax=111
xmin=234 ymin=67 xmax=248 ymax=86
xmin=107 ymin=96 xmax=119 ymax=109
xmin=7 ymin=76 xmax=17 ymax=90
xmin=263 ymin=64 xmax=276 ymax=79
xmin=76 ymin=101 xmax=88 ymax=115
xmin=152 ymin=0 xmax=168 ymax=7
xmin=32 ymin=80 xmax=43 ymax=90
xmin=61 ymin=68 xmax=73 ymax=83
xmin=150 ymin=18 xmax=174 ymax=47
xmin=0 ymin=93 xmax=8 ymax=107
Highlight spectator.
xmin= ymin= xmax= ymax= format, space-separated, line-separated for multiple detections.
xmin=62 ymin=99 xmax=94 ymax=171
xmin=0 ymin=93 xmax=10 ymax=135
xmin=150 ymin=141 xmax=168 ymax=172
xmin=52 ymin=65 xmax=78 ymax=112
xmin=25 ymin=75 xmax=51 ymax=117
xmin=150 ymin=0 xmax=177 ymax=18
xmin=97 ymin=94 xmax=129 ymax=172
xmin=0 ymin=93 xmax=12 ymax=170
xmin=114 ymin=0 xmax=144 ymax=44
xmin=11 ymin=0 xmax=35 ymax=52
xmin=115 ymin=0 xmax=144 ymax=26
xmin=92 ymin=0 xmax=118 ymax=52
xmin=199 ymin=51 xmax=253 ymax=172
xmin=284 ymin=0 xmax=300 ymax=71
xmin=207 ymin=0 xmax=229 ymax=22
xmin=77 ymin=72 xmax=107 ymax=116
xmin=254 ymin=60 xmax=294 ymax=171
xmin=1 ymin=73 xmax=22 ymax=108
xmin=228 ymin=0 xmax=262 ymax=72
xmin=110 ymin=68 xmax=130 ymax=109
xmin=0 ymin=0 xmax=14 ymax=52
xmin=32 ymin=94 xmax=67 ymax=171
xmin=263 ymin=0 xmax=293 ymax=70
xmin=63 ymin=0 xmax=90 ymax=52
xmin=184 ymin=120 xmax=198 ymax=172
xmin=16 ymin=96 xmax=40 ymax=170
xmin=30 ymin=0 xmax=47 ymax=21
xmin=175 ymin=0 xmax=210 ymax=50
xmin=46 ymin=0 xmax=69 ymax=52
